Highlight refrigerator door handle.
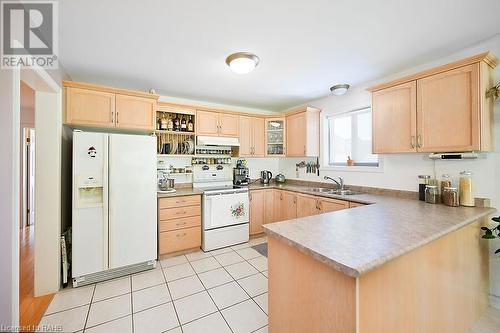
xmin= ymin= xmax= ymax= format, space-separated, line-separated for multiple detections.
xmin=103 ymin=134 xmax=109 ymax=269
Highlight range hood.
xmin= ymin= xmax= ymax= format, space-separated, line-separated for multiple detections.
xmin=197 ymin=136 xmax=240 ymax=146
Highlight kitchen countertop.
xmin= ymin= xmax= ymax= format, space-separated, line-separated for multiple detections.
xmin=261 ymin=182 xmax=495 ymax=278
xmin=157 ymin=187 xmax=203 ymax=198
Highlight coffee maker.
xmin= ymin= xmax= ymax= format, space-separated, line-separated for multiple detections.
xmin=233 ymin=159 xmax=250 ymax=186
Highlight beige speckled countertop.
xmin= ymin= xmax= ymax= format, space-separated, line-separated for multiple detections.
xmin=157 ymin=187 xmax=202 ymax=198
xmin=261 ymin=183 xmax=495 ymax=278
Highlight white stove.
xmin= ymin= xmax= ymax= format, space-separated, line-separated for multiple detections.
xmin=193 ymin=164 xmax=250 ymax=251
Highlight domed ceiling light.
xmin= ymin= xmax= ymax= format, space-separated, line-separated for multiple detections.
xmin=225 ymin=52 xmax=260 ymax=74
xmin=330 ymin=84 xmax=350 ymax=96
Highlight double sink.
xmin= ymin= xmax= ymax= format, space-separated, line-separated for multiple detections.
xmin=305 ymin=188 xmax=362 ymax=196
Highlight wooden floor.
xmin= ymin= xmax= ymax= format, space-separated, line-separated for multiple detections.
xmin=19 ymin=225 xmax=54 ymax=331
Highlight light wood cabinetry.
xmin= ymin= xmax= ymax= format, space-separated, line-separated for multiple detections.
xmin=416 ymin=64 xmax=479 ymax=152
xmin=239 ymin=116 xmax=265 ymax=157
xmin=296 ymin=194 xmax=319 ymax=218
xmin=349 ymin=201 xmax=365 ymax=208
xmin=65 ymin=87 xmax=115 ymax=127
xmin=318 ymin=197 xmax=349 ymax=213
xmin=115 ymin=94 xmax=156 ymax=130
xmin=250 ymin=189 xmax=274 ymax=235
xmin=282 ymin=191 xmax=297 ymax=220
xmin=63 ymin=81 xmax=158 ymax=131
xmin=158 ymin=195 xmax=201 ymax=255
xmin=196 ymin=110 xmax=239 ymax=137
xmin=286 ymin=107 xmax=320 ymax=157
xmin=273 ymin=190 xmax=284 ymax=222
xmin=265 ymin=118 xmax=286 ymax=156
xmin=369 ymin=52 xmax=497 ymax=153
xmin=372 ymin=82 xmax=416 ymax=153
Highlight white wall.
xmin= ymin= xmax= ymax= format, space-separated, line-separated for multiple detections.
xmin=279 ymin=34 xmax=500 ymax=299
xmin=0 ymin=68 xmax=21 ymax=327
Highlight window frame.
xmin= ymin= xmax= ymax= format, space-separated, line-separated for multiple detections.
xmin=322 ymin=106 xmax=383 ymax=173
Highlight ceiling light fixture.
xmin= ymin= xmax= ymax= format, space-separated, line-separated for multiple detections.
xmin=330 ymin=84 xmax=350 ymax=96
xmin=225 ymin=52 xmax=260 ymax=74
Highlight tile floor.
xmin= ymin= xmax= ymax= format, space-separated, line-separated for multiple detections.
xmin=39 ymin=236 xmax=268 ymax=333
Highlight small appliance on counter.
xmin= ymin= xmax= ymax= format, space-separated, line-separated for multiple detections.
xmin=233 ymin=167 xmax=250 ymax=186
xmin=260 ymin=170 xmax=273 ymax=185
xmin=275 ymin=173 xmax=286 ymax=184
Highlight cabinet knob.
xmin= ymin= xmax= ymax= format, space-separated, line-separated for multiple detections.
xmin=411 ymin=136 xmax=416 ymax=149
xmin=417 ymin=134 xmax=422 ymax=148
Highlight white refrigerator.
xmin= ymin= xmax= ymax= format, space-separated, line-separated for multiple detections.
xmin=72 ymin=131 xmax=157 ymax=286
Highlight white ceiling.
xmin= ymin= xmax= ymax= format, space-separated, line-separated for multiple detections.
xmin=60 ymin=0 xmax=500 ymax=111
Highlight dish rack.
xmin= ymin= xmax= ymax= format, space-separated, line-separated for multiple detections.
xmin=156 ymin=132 xmax=195 ymax=155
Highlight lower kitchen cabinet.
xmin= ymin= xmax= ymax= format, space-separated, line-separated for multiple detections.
xmin=282 ymin=191 xmax=297 ymax=220
xmin=249 ymin=189 xmax=274 ymax=235
xmin=296 ymin=194 xmax=319 ymax=218
xmin=157 ymin=195 xmax=201 ymax=255
xmin=318 ymin=197 xmax=349 ymax=213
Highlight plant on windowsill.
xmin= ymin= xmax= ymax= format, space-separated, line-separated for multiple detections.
xmin=481 ymin=216 xmax=500 ymax=255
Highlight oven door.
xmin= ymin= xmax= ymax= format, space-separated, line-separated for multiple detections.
xmin=203 ymin=191 xmax=249 ymax=230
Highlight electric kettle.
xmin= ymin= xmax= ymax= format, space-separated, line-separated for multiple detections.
xmin=260 ymin=170 xmax=273 ymax=185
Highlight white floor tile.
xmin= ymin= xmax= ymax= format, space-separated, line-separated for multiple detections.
xmin=39 ymin=305 xmax=89 ymax=333
xmin=132 ymin=283 xmax=171 ymax=313
xmin=163 ymin=262 xmax=196 ymax=282
xmin=190 ymin=257 xmax=221 ymax=273
xmin=131 ymin=269 xmax=165 ymax=291
xmin=208 ymin=281 xmax=249 ymax=310
xmin=198 ymin=268 xmax=234 ymax=289
xmin=93 ymin=277 xmax=130 ymax=302
xmin=225 ymin=261 xmax=258 ymax=280
xmin=249 ymin=237 xmax=267 ymax=246
xmin=236 ymin=248 xmax=262 ymax=260
xmin=160 ymin=255 xmax=188 ymax=268
xmin=214 ymin=251 xmax=245 ymax=266
xmin=261 ymin=270 xmax=268 ymax=278
xmin=253 ymin=325 xmax=268 ymax=333
xmin=231 ymin=242 xmax=251 ymax=251
xmin=185 ymin=250 xmax=212 ymax=262
xmin=248 ymin=256 xmax=268 ymax=272
xmin=221 ymin=299 xmax=268 ymax=333
xmin=182 ymin=312 xmax=231 ymax=333
xmin=45 ymin=285 xmax=94 ymax=315
xmin=209 ymin=247 xmax=234 ymax=256
xmin=237 ymin=274 xmax=268 ymax=297
xmin=84 ymin=315 xmax=132 ymax=333
xmin=253 ymin=293 xmax=268 ymax=314
xmin=165 ymin=328 xmax=182 ymax=333
xmin=167 ymin=275 xmax=205 ymax=300
xmin=133 ymin=302 xmax=179 ymax=333
xmin=86 ymin=294 xmax=131 ymax=328
xmin=173 ymin=291 xmax=218 ymax=324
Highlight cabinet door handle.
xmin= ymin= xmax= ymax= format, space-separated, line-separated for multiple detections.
xmin=176 ymin=233 xmax=187 ymax=238
xmin=417 ymin=134 xmax=422 ymax=148
xmin=175 ymin=210 xmax=186 ymax=215
xmin=411 ymin=136 xmax=416 ymax=149
xmin=116 ymin=111 xmax=119 ymax=124
xmin=249 ymin=193 xmax=252 ymax=201
xmin=111 ymin=111 xmax=115 ymax=123
xmin=280 ymin=193 xmax=283 ymax=200
xmin=176 ymin=221 xmax=187 ymax=226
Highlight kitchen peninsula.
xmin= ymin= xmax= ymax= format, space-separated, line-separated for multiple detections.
xmin=263 ymin=190 xmax=495 ymax=333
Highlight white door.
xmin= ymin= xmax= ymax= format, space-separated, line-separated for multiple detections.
xmin=72 ymin=132 xmax=108 ymax=277
xmin=203 ymin=192 xmax=249 ymax=230
xmin=108 ymin=134 xmax=157 ymax=268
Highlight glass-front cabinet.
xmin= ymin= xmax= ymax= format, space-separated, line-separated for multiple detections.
xmin=266 ymin=118 xmax=285 ymax=156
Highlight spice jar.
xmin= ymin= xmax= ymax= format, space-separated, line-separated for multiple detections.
xmin=425 ymin=185 xmax=439 ymax=204
xmin=418 ymin=175 xmax=431 ymax=201
xmin=440 ymin=174 xmax=452 ymax=194
xmin=459 ymin=171 xmax=475 ymax=207
xmin=442 ymin=187 xmax=459 ymax=207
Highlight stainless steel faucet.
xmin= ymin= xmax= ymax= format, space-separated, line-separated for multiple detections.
xmin=324 ymin=176 xmax=344 ymax=190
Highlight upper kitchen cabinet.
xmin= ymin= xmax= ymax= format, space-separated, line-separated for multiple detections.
xmin=368 ymin=52 xmax=497 ymax=153
xmin=266 ymin=118 xmax=285 ymax=156
xmin=115 ymin=94 xmax=156 ymax=130
xmin=239 ymin=116 xmax=265 ymax=157
xmin=196 ymin=110 xmax=239 ymax=137
xmin=63 ymin=81 xmax=159 ymax=131
xmin=372 ymin=82 xmax=416 ymax=153
xmin=285 ymin=107 xmax=320 ymax=157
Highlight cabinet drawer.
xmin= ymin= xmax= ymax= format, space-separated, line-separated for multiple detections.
xmin=159 ymin=216 xmax=201 ymax=232
xmin=159 ymin=226 xmax=201 ymax=255
xmin=159 ymin=205 xmax=200 ymax=221
xmin=159 ymin=195 xmax=201 ymax=209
